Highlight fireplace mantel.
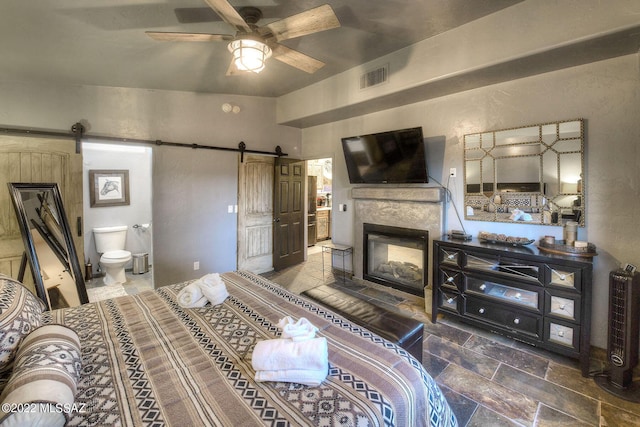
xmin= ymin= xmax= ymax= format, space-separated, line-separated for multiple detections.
xmin=351 ymin=187 xmax=443 ymax=203
xmin=351 ymin=186 xmax=445 ymax=296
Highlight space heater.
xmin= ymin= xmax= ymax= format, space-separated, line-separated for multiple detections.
xmin=595 ymin=267 xmax=640 ymax=401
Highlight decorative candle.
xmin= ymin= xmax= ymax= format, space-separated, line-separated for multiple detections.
xmin=564 ymin=221 xmax=578 ymax=246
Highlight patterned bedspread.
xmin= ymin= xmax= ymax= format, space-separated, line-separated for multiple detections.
xmin=44 ymin=271 xmax=456 ymax=426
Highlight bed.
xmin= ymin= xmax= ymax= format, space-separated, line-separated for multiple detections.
xmin=0 ymin=271 xmax=457 ymax=426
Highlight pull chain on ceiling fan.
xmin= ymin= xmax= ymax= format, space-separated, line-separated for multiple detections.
xmin=145 ymin=0 xmax=340 ymax=75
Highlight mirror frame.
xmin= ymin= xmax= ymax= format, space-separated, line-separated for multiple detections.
xmin=463 ymin=119 xmax=585 ymax=226
xmin=8 ymin=182 xmax=88 ymax=310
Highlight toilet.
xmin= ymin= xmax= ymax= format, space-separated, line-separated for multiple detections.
xmin=93 ymin=225 xmax=132 ymax=285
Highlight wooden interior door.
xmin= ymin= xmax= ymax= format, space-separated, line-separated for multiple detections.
xmin=273 ymin=158 xmax=305 ymax=270
xmin=237 ymin=155 xmax=275 ymax=273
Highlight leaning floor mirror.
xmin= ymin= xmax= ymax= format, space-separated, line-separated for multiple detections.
xmin=8 ymin=183 xmax=88 ymax=310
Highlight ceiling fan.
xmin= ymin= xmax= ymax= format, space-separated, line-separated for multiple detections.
xmin=146 ymin=0 xmax=340 ymax=75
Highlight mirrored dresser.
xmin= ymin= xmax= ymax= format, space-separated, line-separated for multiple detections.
xmin=432 ymin=237 xmax=593 ymax=376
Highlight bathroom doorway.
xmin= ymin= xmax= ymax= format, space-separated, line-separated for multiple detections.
xmin=82 ymin=142 xmax=154 ymax=299
xmin=306 ymin=158 xmax=332 ymax=249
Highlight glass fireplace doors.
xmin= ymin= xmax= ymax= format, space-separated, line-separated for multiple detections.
xmin=363 ymin=223 xmax=428 ymax=296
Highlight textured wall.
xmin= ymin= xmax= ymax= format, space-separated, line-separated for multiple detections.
xmin=152 ymin=146 xmax=238 ymax=286
xmin=278 ymin=0 xmax=640 ymax=126
xmin=301 ymin=54 xmax=640 ymax=349
xmin=0 ymin=82 xmax=302 ymax=287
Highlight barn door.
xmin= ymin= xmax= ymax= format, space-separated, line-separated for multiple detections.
xmin=0 ymin=135 xmax=84 ymax=294
xmin=237 ymin=155 xmax=274 ymax=273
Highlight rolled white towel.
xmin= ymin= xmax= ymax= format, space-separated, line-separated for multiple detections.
xmin=510 ymin=209 xmax=524 ymax=221
xmin=177 ymin=282 xmax=208 ymax=308
xmin=255 ymin=368 xmax=328 ymax=386
xmin=252 ymin=337 xmax=328 ymax=372
xmin=200 ymin=282 xmax=229 ymax=306
xmin=277 ymin=316 xmax=318 ymax=342
xmin=189 ymin=273 xmax=229 ymax=305
xmin=200 ymin=273 xmax=224 ymax=288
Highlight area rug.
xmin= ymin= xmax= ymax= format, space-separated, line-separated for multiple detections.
xmin=87 ymin=284 xmax=128 ymax=302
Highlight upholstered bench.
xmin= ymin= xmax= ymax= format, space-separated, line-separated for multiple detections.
xmin=302 ymin=285 xmax=424 ymax=362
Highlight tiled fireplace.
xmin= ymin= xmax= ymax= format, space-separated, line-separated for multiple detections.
xmin=352 ymin=187 xmax=445 ymax=303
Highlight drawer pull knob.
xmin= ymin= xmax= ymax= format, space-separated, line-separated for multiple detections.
xmin=558 ymin=330 xmax=565 ymax=337
xmin=559 ymin=274 xmax=566 ymax=280
xmin=515 ymin=292 xmax=522 ymax=299
xmin=447 ymin=254 xmax=455 ymax=260
xmin=513 ymin=318 xmax=520 ymax=325
xmin=479 ymin=284 xmax=487 ymax=291
xmin=447 ymin=277 xmax=454 ymax=282
xmin=447 ymin=298 xmax=454 ymax=304
xmin=559 ymin=304 xmax=566 ymax=310
xmin=478 ymin=308 xmax=485 ymax=314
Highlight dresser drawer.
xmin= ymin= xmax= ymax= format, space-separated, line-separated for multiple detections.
xmin=436 ymin=289 xmax=463 ymax=315
xmin=437 ymin=268 xmax=463 ymax=291
xmin=545 ymin=291 xmax=581 ymax=324
xmin=544 ymin=318 xmax=580 ymax=352
xmin=466 ymin=274 xmax=542 ymax=312
xmin=545 ymin=265 xmax=582 ymax=292
xmin=464 ymin=252 xmax=543 ymax=284
xmin=464 ymin=296 xmax=542 ymax=339
xmin=438 ymin=246 xmax=462 ymax=267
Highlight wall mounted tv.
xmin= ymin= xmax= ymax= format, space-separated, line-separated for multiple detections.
xmin=341 ymin=127 xmax=428 ymax=184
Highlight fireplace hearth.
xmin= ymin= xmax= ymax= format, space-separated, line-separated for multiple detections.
xmin=363 ymin=223 xmax=428 ymax=297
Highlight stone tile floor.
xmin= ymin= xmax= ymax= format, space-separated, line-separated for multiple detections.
xmin=262 ymin=249 xmax=640 ymax=427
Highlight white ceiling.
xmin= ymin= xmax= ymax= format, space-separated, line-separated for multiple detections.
xmin=0 ymin=0 xmax=524 ymax=97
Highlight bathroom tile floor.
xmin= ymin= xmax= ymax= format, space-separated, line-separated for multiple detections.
xmin=262 ymin=249 xmax=640 ymax=427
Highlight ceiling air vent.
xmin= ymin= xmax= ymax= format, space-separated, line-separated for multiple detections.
xmin=360 ymin=64 xmax=388 ymax=89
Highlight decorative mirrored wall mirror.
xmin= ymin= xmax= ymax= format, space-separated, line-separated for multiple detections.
xmin=8 ymin=183 xmax=88 ymax=310
xmin=464 ymin=119 xmax=584 ymax=226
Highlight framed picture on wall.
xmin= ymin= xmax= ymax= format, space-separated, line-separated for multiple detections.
xmin=89 ymin=169 xmax=130 ymax=207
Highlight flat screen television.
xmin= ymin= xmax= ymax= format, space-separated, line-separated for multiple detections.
xmin=341 ymin=127 xmax=428 ymax=184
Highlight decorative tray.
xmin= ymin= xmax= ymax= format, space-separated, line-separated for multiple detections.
xmin=477 ymin=232 xmax=534 ymax=247
xmin=537 ymin=240 xmax=598 ymax=257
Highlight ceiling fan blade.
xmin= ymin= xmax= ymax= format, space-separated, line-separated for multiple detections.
xmin=271 ymin=44 xmax=325 ymax=74
xmin=146 ymin=31 xmax=232 ymax=42
xmin=260 ymin=4 xmax=340 ymax=42
xmin=203 ymin=0 xmax=251 ymax=33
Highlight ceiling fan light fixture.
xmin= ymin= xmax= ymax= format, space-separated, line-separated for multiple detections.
xmin=228 ymin=38 xmax=272 ymax=73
